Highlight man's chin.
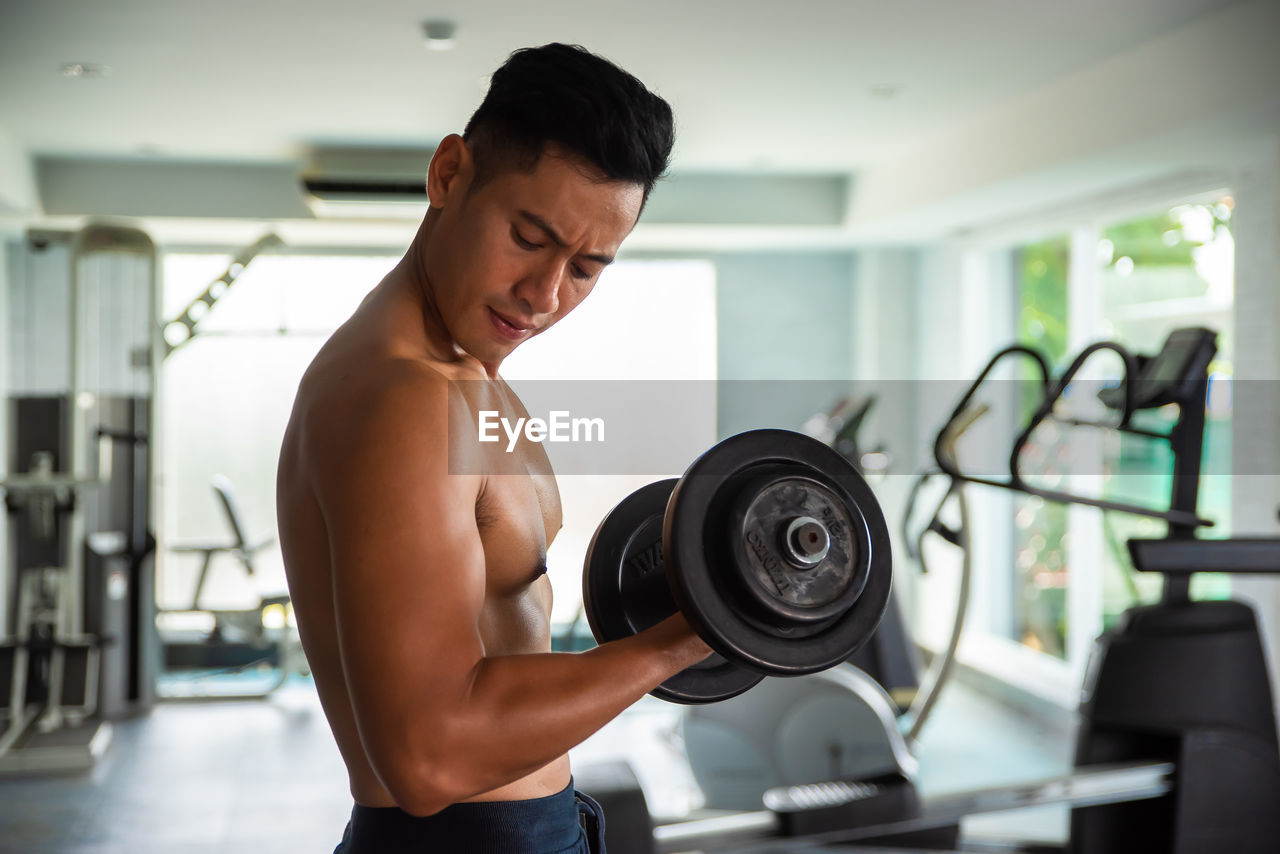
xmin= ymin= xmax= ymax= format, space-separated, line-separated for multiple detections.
xmin=458 ymin=337 xmax=518 ymax=369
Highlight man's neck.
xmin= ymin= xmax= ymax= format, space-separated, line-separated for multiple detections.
xmin=398 ymin=211 xmax=500 ymax=379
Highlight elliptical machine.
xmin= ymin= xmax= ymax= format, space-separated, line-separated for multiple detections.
xmin=666 ymin=326 xmax=1280 ymax=853
xmin=932 ymin=326 xmax=1280 ymax=853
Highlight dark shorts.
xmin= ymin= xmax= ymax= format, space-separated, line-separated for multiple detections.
xmin=332 ymin=780 xmax=607 ymax=854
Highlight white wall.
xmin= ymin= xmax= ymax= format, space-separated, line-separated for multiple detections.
xmin=712 ymin=251 xmax=857 ymax=437
xmin=7 ymin=238 xmax=72 ymax=395
xmin=0 ymin=239 xmax=9 ymax=636
xmin=849 ymin=0 xmax=1280 ymax=239
xmin=1230 ymin=141 xmax=1280 ymax=722
xmin=0 ymin=127 xmax=36 ymax=216
xmin=851 ymin=248 xmax=924 ymax=619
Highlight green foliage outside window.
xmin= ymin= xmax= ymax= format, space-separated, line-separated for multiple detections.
xmin=1017 ymin=236 xmax=1071 ymax=367
xmin=1013 ymin=236 xmax=1071 ymax=656
xmin=1010 ymin=199 xmax=1234 ymax=654
xmin=1097 ymin=201 xmax=1234 ymax=626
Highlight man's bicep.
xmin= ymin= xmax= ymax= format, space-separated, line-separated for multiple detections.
xmin=310 ymin=382 xmax=487 ymax=764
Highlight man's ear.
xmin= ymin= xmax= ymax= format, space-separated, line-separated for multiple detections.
xmin=426 ymin=134 xmax=473 ymax=208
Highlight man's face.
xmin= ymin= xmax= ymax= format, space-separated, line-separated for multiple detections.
xmin=424 ymin=141 xmax=645 ymax=366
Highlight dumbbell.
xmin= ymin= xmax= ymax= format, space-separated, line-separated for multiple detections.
xmin=582 ymin=429 xmax=892 ymax=704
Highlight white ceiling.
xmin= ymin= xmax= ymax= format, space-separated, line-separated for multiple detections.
xmin=0 ymin=0 xmax=1249 ymax=171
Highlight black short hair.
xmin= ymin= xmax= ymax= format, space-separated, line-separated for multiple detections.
xmin=463 ymin=43 xmax=674 ymax=205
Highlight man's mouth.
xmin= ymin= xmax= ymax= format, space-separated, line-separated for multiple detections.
xmin=489 ymin=307 xmax=534 ymax=340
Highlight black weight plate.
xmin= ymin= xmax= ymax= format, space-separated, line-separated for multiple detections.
xmin=663 ymin=429 xmax=892 ymax=677
xmin=725 ymin=466 xmax=866 ymax=624
xmin=582 ymin=478 xmax=763 ymax=704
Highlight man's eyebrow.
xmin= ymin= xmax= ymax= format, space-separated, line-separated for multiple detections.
xmin=517 ymin=210 xmax=615 ymax=266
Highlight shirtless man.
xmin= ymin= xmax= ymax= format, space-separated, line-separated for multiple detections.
xmin=276 ymin=44 xmax=711 ymax=853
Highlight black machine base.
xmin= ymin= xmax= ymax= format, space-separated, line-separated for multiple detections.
xmin=1071 ymin=599 xmax=1280 ymax=854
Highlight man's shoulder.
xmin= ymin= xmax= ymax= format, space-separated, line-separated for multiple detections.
xmin=299 ymin=353 xmax=461 ymax=449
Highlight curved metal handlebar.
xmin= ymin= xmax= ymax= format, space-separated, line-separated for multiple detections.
xmin=1007 ymin=341 xmax=1139 ymax=491
xmin=933 ymin=340 xmax=1212 ymax=528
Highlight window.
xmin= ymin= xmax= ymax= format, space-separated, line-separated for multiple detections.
xmin=159 ymin=253 xmax=398 ymax=613
xmin=1013 ymin=235 xmax=1072 ymax=658
xmin=1005 ymin=194 xmax=1235 ymax=674
xmin=157 ymin=254 xmax=717 ymax=637
xmin=1093 ymin=199 xmax=1235 ymax=626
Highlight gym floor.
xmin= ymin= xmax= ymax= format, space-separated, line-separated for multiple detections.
xmin=0 ymin=675 xmax=1073 ymax=854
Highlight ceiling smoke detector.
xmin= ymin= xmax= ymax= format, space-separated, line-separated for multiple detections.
xmin=421 ymin=20 xmax=458 ymax=51
xmin=62 ymin=62 xmax=111 ymax=79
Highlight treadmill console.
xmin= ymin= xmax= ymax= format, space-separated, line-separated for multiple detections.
xmin=1099 ymin=326 xmax=1217 ymax=412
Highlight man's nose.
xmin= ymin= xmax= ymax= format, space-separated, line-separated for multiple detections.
xmin=520 ymin=262 xmax=562 ymax=316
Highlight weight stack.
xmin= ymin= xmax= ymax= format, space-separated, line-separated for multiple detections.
xmin=5 ymin=398 xmax=71 ymax=578
xmin=80 ymin=394 xmax=157 ymax=718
